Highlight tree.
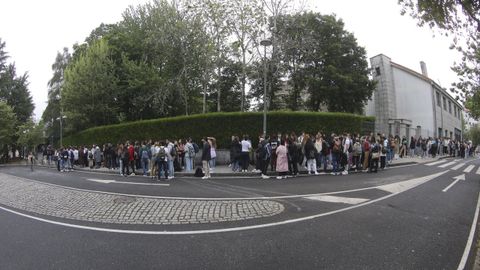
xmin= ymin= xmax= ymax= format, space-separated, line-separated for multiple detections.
xmin=399 ymin=1 xmax=480 ymax=119
xmin=62 ymin=39 xmax=119 ymax=132
xmin=0 ymin=101 xmax=16 ymax=162
xmin=42 ymin=48 xmax=71 ymax=143
xmin=0 ymin=38 xmax=34 ymax=123
xmin=227 ymin=0 xmax=265 ymax=111
xmin=16 ymin=119 xmax=44 ymax=153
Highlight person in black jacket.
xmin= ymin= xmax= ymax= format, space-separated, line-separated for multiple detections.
xmin=287 ymin=136 xmax=299 ymax=176
xmin=201 ymin=138 xmax=211 ymax=179
xmin=230 ymin=136 xmax=241 ymax=172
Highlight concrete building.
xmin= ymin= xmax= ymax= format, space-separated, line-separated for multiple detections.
xmin=366 ymin=54 xmax=463 ymax=140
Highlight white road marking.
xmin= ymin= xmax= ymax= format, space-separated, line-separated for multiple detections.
xmin=377 ymin=171 xmax=448 ymax=194
xmin=463 ymin=165 xmax=475 ymax=174
xmin=304 ymin=195 xmax=369 ymax=205
xmin=439 ymin=161 xmax=457 ymax=168
xmin=442 ymin=174 xmax=466 ymax=193
xmin=477 ymin=167 xmax=480 ymax=175
xmin=0 ymin=171 xmax=448 ymax=235
xmin=451 ymin=163 xmax=466 ymax=171
xmin=426 ymin=160 xmax=448 ymax=166
xmin=457 ymin=192 xmax=480 ymax=270
xmin=85 ymin=178 xmax=169 ymax=186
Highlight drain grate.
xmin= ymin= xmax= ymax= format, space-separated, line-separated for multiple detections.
xmin=113 ymin=196 xmax=136 ymax=204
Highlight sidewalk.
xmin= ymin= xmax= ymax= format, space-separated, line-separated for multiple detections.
xmin=33 ymin=155 xmax=446 ymax=178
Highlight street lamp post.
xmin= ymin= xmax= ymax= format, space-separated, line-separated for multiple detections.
xmin=56 ymin=115 xmax=67 ymax=148
xmin=260 ymin=39 xmax=272 ymax=137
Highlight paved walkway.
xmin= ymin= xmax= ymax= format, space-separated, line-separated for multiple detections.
xmin=0 ymin=173 xmax=284 ymax=225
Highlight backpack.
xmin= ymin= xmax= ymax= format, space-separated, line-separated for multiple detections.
xmin=353 ymin=142 xmax=362 ymax=155
xmin=188 ymin=145 xmax=195 ymax=156
xmin=193 ymin=143 xmax=200 ymax=153
xmin=88 ymin=152 xmax=93 ymax=159
xmin=141 ymin=149 xmax=149 ymax=159
xmin=263 ymin=143 xmax=272 ymax=160
xmin=348 ymin=142 xmax=353 ymax=153
xmin=157 ymin=147 xmax=167 ymax=161
xmin=194 ymin=167 xmax=204 ymax=177
xmin=170 ymin=145 xmax=177 ymax=157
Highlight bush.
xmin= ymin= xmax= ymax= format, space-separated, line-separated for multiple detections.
xmin=63 ymin=111 xmax=374 ymax=148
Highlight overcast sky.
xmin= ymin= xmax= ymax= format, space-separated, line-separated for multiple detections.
xmin=0 ymin=0 xmax=460 ymax=120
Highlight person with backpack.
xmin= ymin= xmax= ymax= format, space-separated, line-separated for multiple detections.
xmin=287 ymin=135 xmax=300 ymax=176
xmin=304 ymin=134 xmax=319 ymax=175
xmin=127 ymin=142 xmax=136 ymax=175
xmin=369 ymin=138 xmax=380 ymax=173
xmin=240 ymin=135 xmax=251 ymax=172
xmin=140 ymin=143 xmax=150 ymax=176
xmin=230 ymin=136 xmax=241 ymax=172
xmin=362 ymin=137 xmax=371 ymax=172
xmin=184 ymin=138 xmax=195 ymax=172
xmin=352 ymin=136 xmax=362 ymax=171
xmin=201 ymin=137 xmax=212 ymax=179
xmin=155 ymin=141 xmax=169 ymax=180
xmin=342 ymin=134 xmax=352 ymax=175
xmin=259 ymin=136 xmax=271 ymax=179
xmin=120 ymin=144 xmax=129 ymax=177
xmin=165 ymin=139 xmax=176 ymax=179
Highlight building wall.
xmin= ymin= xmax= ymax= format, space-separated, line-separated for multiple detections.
xmin=367 ymin=55 xmax=397 ymax=134
xmin=368 ymin=54 xmax=463 ymax=139
xmin=391 ymin=67 xmax=435 ymax=136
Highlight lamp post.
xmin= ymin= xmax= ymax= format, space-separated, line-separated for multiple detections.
xmin=260 ymin=39 xmax=272 ymax=137
xmin=56 ymin=115 xmax=67 ymax=148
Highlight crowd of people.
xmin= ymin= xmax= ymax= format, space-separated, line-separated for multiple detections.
xmin=39 ymin=132 xmax=479 ymax=180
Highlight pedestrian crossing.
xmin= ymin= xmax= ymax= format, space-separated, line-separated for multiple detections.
xmin=425 ymin=159 xmax=480 ymax=175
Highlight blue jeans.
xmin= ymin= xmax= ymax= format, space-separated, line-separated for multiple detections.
xmin=232 ymin=160 xmax=240 ymax=172
xmin=332 ymin=154 xmax=339 ymax=173
xmin=209 ymin=158 xmax=216 ymax=169
xmin=320 ymin=154 xmax=328 ymax=171
xmin=141 ymin=158 xmax=149 ymax=175
xmin=157 ymin=161 xmax=168 ymax=179
xmin=185 ymin=156 xmax=193 ymax=172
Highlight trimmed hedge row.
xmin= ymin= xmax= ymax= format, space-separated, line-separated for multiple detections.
xmin=63 ymin=111 xmax=375 ymax=148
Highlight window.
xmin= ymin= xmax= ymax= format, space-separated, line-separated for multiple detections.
xmin=454 ymin=107 xmax=457 ymax=117
xmin=375 ymin=67 xmax=381 ymax=76
xmin=443 ymin=96 xmax=447 ymax=110
xmin=436 ymin=92 xmax=441 ymax=107
xmin=448 ymin=101 xmax=452 ymax=114
xmin=445 ymin=130 xmax=448 ymax=137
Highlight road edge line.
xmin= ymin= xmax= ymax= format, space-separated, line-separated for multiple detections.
xmin=457 ymin=191 xmax=480 ymax=270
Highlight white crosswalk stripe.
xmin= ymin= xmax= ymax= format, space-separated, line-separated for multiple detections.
xmin=477 ymin=167 xmax=480 ymax=175
xmin=463 ymin=165 xmax=475 ymax=173
xmin=426 ymin=160 xmax=448 ymax=166
xmin=451 ymin=163 xmax=465 ymax=170
xmin=439 ymin=161 xmax=457 ymax=168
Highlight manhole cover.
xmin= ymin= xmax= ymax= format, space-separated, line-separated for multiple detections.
xmin=113 ymin=196 xmax=136 ymax=204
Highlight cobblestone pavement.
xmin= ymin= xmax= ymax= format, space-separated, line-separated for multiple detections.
xmin=0 ymin=173 xmax=284 ymax=225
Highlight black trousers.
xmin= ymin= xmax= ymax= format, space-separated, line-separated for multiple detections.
xmin=261 ymin=158 xmax=270 ymax=175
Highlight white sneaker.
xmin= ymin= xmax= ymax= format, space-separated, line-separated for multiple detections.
xmin=261 ymin=174 xmax=269 ymax=179
xmin=276 ymin=176 xmax=282 ymax=179
xmin=168 ymin=176 xmax=174 ymax=179
xmin=331 ymin=172 xmax=336 ymax=175
xmin=202 ymin=176 xmax=208 ymax=179
xmin=130 ymin=173 xmax=135 ymax=176
xmin=342 ymin=170 xmax=348 ymax=175
xmin=314 ymin=172 xmax=320 ymax=175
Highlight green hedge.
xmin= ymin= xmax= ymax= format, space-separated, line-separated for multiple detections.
xmin=63 ymin=111 xmax=374 ymax=148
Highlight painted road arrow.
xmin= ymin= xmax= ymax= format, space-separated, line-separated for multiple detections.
xmin=85 ymin=178 xmax=169 ymax=186
xmin=442 ymin=174 xmax=465 ymax=192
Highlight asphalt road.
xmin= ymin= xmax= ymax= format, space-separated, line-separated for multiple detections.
xmin=0 ymin=157 xmax=479 ymax=269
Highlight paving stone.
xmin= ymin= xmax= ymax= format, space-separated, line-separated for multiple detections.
xmin=0 ymin=173 xmax=284 ymax=225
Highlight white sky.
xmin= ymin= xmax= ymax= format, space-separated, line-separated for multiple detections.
xmin=0 ymin=0 xmax=460 ymax=120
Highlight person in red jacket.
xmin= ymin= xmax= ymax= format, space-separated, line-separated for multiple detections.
xmin=128 ymin=142 xmax=136 ymax=176
xmin=362 ymin=136 xmax=371 ymax=172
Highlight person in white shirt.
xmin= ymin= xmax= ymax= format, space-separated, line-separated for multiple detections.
xmin=240 ymin=135 xmax=252 ymax=172
xmin=342 ymin=134 xmax=352 ymax=175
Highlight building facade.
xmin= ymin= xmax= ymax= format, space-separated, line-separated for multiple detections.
xmin=366 ymin=54 xmax=463 ymax=140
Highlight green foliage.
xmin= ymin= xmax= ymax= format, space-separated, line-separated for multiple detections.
xmin=62 ymin=39 xmax=119 ymax=132
xmin=398 ymin=0 xmax=480 ymax=120
xmin=16 ymin=119 xmax=44 ymax=153
xmin=0 ymin=38 xmax=34 ymax=124
xmin=0 ymin=101 xmax=17 ymax=147
xmin=63 ymin=111 xmax=374 ymax=148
